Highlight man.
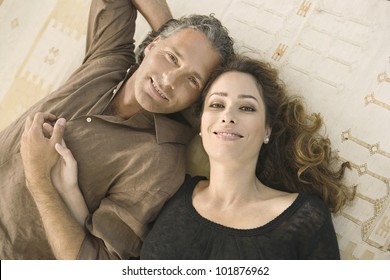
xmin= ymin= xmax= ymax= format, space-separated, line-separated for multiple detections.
xmin=0 ymin=0 xmax=234 ymax=259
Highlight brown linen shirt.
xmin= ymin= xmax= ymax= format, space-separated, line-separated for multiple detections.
xmin=0 ymin=0 xmax=193 ymax=259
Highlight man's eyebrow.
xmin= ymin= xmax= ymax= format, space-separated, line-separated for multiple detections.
xmin=170 ymin=46 xmax=204 ymax=83
xmin=170 ymin=46 xmax=183 ymax=60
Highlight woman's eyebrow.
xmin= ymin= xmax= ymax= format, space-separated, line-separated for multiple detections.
xmin=209 ymin=92 xmax=227 ymax=98
xmin=209 ymin=92 xmax=258 ymax=102
xmin=238 ymin=94 xmax=258 ymax=102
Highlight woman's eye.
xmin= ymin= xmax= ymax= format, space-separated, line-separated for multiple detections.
xmin=210 ymin=103 xmax=224 ymax=109
xmin=240 ymin=106 xmax=256 ymax=112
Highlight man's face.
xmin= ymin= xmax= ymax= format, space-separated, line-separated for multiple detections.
xmin=133 ymin=28 xmax=220 ymax=114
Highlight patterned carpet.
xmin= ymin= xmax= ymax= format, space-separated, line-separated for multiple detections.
xmin=1 ymin=0 xmax=389 ymax=259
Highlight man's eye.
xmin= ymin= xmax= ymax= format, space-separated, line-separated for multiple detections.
xmin=167 ymin=53 xmax=178 ymax=64
xmin=189 ymin=77 xmax=200 ymax=88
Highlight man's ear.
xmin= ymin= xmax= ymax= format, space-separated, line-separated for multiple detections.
xmin=144 ymin=35 xmax=161 ymax=56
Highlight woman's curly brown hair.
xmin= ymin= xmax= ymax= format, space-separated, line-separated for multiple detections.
xmin=194 ymin=55 xmax=355 ymax=213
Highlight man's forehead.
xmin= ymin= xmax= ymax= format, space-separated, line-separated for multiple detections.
xmin=161 ymin=29 xmax=219 ymax=81
xmin=163 ymin=28 xmax=205 ymax=44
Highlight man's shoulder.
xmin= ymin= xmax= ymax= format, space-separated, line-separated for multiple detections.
xmin=154 ymin=114 xmax=195 ymax=145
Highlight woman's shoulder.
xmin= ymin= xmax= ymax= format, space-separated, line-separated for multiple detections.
xmin=183 ymin=175 xmax=208 ymax=186
xmin=287 ymin=192 xmax=333 ymax=228
xmin=260 ymin=188 xmax=332 ymax=227
xmin=298 ymin=193 xmax=331 ymax=214
xmin=180 ymin=174 xmax=208 ymax=192
xmin=266 ymin=186 xmax=329 ymax=215
xmin=172 ymin=175 xmax=208 ymax=198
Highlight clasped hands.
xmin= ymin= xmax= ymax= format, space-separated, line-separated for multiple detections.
xmin=20 ymin=112 xmax=78 ymax=197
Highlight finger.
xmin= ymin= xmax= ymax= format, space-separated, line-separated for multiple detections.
xmin=42 ymin=123 xmax=54 ymax=138
xmin=51 ymin=118 xmax=66 ymax=144
xmin=61 ymin=138 xmax=68 ymax=148
xmin=29 ymin=113 xmax=57 ymax=139
xmin=32 ymin=112 xmax=57 ymax=126
xmin=55 ymin=143 xmax=77 ymax=167
xmin=54 ymin=143 xmax=65 ymax=157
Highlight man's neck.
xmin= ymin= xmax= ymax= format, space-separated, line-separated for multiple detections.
xmin=107 ymin=76 xmax=142 ymax=119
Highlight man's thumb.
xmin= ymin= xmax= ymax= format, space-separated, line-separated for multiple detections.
xmin=52 ymin=118 xmax=66 ymax=143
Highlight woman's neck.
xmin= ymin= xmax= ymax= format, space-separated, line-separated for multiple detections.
xmin=193 ymin=158 xmax=298 ymax=229
xmin=204 ymin=160 xmax=262 ymax=207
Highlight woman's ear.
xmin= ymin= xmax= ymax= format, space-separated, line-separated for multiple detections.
xmin=266 ymin=126 xmax=272 ymax=138
xmin=264 ymin=126 xmax=272 ymax=143
xmin=144 ymin=35 xmax=161 ymax=56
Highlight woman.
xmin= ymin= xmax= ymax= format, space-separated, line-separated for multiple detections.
xmin=50 ymin=56 xmax=354 ymax=259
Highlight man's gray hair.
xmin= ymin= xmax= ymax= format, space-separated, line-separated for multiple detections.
xmin=136 ymin=14 xmax=235 ymax=66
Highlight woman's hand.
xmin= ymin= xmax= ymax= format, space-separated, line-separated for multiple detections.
xmin=51 ymin=140 xmax=78 ymax=200
xmin=51 ymin=140 xmax=90 ymax=227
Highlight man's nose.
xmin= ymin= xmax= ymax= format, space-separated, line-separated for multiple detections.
xmin=162 ymin=70 xmax=181 ymax=91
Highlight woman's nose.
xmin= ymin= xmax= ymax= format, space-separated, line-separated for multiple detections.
xmin=222 ymin=119 xmax=236 ymax=124
xmin=221 ymin=111 xmax=236 ymax=124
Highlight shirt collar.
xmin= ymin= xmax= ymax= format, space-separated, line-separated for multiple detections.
xmin=114 ymin=110 xmax=194 ymax=145
xmin=113 ymin=65 xmax=138 ymax=94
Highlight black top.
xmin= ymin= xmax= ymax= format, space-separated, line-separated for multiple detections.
xmin=141 ymin=176 xmax=341 ymax=260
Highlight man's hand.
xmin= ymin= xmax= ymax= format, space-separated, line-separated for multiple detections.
xmin=20 ymin=112 xmax=66 ymax=190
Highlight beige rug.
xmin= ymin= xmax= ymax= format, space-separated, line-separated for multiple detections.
xmin=1 ymin=0 xmax=389 ymax=259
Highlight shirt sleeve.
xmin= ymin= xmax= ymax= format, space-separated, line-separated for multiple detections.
xmin=77 ymin=143 xmax=187 ymax=259
xmin=84 ymin=0 xmax=137 ymax=65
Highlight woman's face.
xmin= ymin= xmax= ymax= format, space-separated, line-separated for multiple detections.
xmin=201 ymin=71 xmax=271 ymax=163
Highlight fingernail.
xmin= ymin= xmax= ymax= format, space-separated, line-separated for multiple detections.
xmin=57 ymin=118 xmax=66 ymax=126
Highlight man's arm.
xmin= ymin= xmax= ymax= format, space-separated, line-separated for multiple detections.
xmin=131 ymin=0 xmax=173 ymax=31
xmin=20 ymin=113 xmax=85 ymax=260
xmin=25 ymin=176 xmax=86 ymax=260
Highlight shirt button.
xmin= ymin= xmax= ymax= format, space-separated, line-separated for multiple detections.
xmin=86 ymin=117 xmax=92 ymax=123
